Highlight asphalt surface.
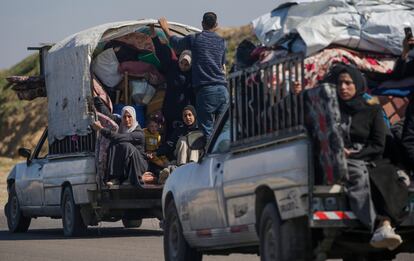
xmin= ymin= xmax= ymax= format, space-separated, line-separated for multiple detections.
xmin=0 ymin=215 xmax=258 ymax=261
xmin=1 ymin=215 xmax=413 ymax=261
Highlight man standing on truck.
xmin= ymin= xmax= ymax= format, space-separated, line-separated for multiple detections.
xmin=158 ymin=13 xmax=229 ymax=139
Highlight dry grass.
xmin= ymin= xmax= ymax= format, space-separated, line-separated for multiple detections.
xmin=0 ymin=157 xmax=23 ymax=206
xmin=217 ymin=25 xmax=258 ymax=72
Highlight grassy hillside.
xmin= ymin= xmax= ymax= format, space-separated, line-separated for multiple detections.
xmin=217 ymin=25 xmax=258 ymax=70
xmin=0 ymin=54 xmax=47 ymax=157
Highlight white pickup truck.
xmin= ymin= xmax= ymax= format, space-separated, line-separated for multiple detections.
xmin=161 ymin=54 xmax=414 ymax=261
xmin=4 ymin=19 xmax=200 ymax=236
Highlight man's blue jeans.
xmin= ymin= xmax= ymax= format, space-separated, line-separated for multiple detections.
xmin=196 ymin=84 xmax=229 ymax=139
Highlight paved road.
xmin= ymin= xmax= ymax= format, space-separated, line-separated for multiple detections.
xmin=1 ymin=215 xmax=413 ymax=261
xmin=0 ymin=215 xmax=259 ymax=261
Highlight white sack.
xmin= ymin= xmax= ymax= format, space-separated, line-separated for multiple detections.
xmin=92 ymin=48 xmax=122 ymax=88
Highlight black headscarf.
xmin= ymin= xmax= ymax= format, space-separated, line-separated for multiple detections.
xmin=183 ymin=105 xmax=197 ymax=118
xmin=328 ymin=63 xmax=368 ymax=115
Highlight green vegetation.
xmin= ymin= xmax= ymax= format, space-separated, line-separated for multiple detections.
xmin=218 ymin=25 xmax=259 ymax=71
xmin=0 ymin=54 xmax=40 ymax=118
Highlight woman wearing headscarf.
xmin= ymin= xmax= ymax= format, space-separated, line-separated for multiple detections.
xmin=92 ymin=106 xmax=148 ymax=185
xmin=149 ymin=25 xmax=195 ymax=141
xmin=147 ymin=105 xmax=200 ymax=183
xmin=150 ymin=105 xmax=199 ymax=164
xmin=330 ymin=64 xmax=408 ymax=250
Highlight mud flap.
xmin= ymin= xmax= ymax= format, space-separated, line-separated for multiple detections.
xmin=274 ymin=186 xmax=308 ymax=220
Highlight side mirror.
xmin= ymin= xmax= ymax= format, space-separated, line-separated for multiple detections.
xmin=187 ymin=131 xmax=206 ymax=151
xmin=18 ymin=147 xmax=32 ymax=164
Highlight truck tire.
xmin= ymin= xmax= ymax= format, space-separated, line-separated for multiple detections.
xmin=163 ymin=201 xmax=202 ymax=261
xmin=122 ymin=218 xmax=142 ymax=228
xmin=259 ymin=202 xmax=310 ymax=261
xmin=61 ymin=186 xmax=87 ymax=236
xmin=6 ymin=184 xmax=31 ymax=233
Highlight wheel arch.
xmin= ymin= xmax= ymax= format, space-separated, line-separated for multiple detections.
xmin=163 ymin=191 xmax=175 ymax=217
xmin=255 ymin=185 xmax=276 ymax=234
xmin=7 ymin=178 xmax=15 ymax=192
xmin=60 ymin=181 xmax=72 ymax=205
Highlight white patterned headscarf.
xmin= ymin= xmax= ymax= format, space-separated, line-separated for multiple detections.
xmin=179 ymin=50 xmax=192 ymax=65
xmin=119 ymin=106 xmax=140 ymax=133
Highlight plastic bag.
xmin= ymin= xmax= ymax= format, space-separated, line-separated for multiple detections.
xmin=130 ymin=80 xmax=156 ymax=105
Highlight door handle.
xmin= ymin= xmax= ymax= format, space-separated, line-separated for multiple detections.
xmin=216 ymin=163 xmax=221 ymax=169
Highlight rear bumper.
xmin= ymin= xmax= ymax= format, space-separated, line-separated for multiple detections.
xmin=311 ymin=185 xmax=414 ymax=228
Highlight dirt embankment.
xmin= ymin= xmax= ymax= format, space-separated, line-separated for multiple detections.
xmin=0 ymin=157 xmax=22 ymax=205
xmin=0 ymin=99 xmax=47 ymax=157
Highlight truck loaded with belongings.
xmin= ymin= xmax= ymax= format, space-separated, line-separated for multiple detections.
xmin=4 ymin=19 xmax=200 ymax=236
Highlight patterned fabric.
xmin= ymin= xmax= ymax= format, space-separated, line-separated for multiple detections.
xmin=303 ymin=48 xmax=409 ymax=126
xmin=303 ymin=48 xmax=395 ymax=89
xmin=92 ymin=75 xmax=113 ymax=112
xmin=95 ymin=112 xmax=119 ymax=184
xmin=118 ymin=61 xmax=165 ymax=85
xmin=115 ymin=32 xmax=155 ymax=52
xmin=378 ymin=96 xmax=410 ymax=125
xmin=304 ymin=83 xmax=348 ymax=185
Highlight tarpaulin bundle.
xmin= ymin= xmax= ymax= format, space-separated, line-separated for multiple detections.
xmin=252 ymin=0 xmax=414 ymax=56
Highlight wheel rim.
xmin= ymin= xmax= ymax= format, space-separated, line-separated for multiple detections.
xmin=169 ymin=215 xmax=180 ymax=259
xmin=10 ymin=196 xmax=19 ymax=226
xmin=63 ymin=197 xmax=73 ymax=232
xmin=263 ymin=219 xmax=277 ymax=261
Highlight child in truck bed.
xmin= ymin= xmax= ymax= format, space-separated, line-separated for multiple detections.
xmin=144 ymin=119 xmax=169 ymax=168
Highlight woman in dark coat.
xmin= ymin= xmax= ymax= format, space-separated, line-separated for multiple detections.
xmin=332 ymin=64 xmax=408 ymax=251
xmin=150 ymin=25 xmax=195 ymax=141
xmin=92 ymin=106 xmax=148 ymax=186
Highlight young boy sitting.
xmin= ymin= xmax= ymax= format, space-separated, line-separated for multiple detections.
xmin=144 ymin=119 xmax=169 ymax=169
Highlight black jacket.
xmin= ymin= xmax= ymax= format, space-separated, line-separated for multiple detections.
xmin=101 ymin=127 xmax=145 ymax=152
xmin=347 ymin=104 xmax=387 ymax=162
xmin=156 ymin=122 xmax=199 ymax=160
xmin=101 ymin=127 xmax=148 ymax=183
xmin=392 ymin=58 xmax=414 ymax=79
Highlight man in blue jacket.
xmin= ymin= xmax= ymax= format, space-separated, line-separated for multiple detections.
xmin=159 ymin=12 xmax=229 ymax=139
